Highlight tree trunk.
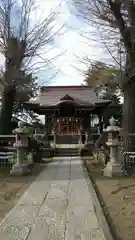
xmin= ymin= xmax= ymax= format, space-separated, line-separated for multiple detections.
xmin=0 ymin=85 xmax=16 ymax=134
xmin=123 ymin=81 xmax=135 ymax=151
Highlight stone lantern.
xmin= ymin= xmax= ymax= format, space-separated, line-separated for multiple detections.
xmin=10 ymin=121 xmax=31 ymax=175
xmin=103 ymin=117 xmax=122 ymax=177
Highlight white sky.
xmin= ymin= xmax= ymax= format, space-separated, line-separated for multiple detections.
xmin=37 ymin=0 xmax=112 ymax=86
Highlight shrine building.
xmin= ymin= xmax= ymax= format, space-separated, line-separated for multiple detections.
xmin=25 ymin=86 xmax=111 ymax=144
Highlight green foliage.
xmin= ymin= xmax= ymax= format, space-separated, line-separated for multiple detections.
xmin=103 ymin=95 xmax=123 ymax=126
xmin=0 ymin=85 xmax=16 ymax=134
xmin=85 ymin=61 xmax=123 ymax=124
xmin=93 ymin=149 xmax=109 ymax=165
xmin=84 ymin=61 xmax=121 ymax=91
xmin=12 ymin=73 xmax=39 ymax=122
xmin=0 ymin=67 xmax=39 ymax=124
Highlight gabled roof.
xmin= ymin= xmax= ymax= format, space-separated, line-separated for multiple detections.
xmin=26 ymin=86 xmax=111 ymax=112
xmin=60 ymin=94 xmax=74 ymax=101
xmin=29 ymin=86 xmax=99 ymax=106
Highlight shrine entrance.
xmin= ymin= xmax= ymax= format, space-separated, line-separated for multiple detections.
xmin=50 ymin=97 xmax=85 ymax=144
xmin=55 ymin=117 xmax=81 ymax=135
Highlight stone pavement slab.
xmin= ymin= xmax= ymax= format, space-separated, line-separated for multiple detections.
xmin=28 ymin=198 xmax=67 ymax=240
xmin=0 ymin=157 xmax=113 ymax=240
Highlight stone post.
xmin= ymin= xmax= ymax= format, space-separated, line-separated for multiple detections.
xmin=85 ymin=132 xmax=88 ymax=145
xmin=78 ymin=129 xmax=82 ymax=144
xmin=52 ymin=129 xmax=56 ymax=148
xmin=103 ymin=117 xmax=122 ymax=177
xmin=10 ymin=122 xmax=30 ymax=175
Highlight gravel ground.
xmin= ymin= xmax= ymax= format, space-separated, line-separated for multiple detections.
xmin=0 ymin=163 xmax=45 ymax=222
xmin=84 ymin=158 xmax=135 ymax=240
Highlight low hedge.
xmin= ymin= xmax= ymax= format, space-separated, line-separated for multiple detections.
xmin=93 ymin=147 xmax=109 ymax=165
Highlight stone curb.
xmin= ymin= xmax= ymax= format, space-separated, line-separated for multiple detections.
xmin=83 ymin=162 xmax=114 ymax=240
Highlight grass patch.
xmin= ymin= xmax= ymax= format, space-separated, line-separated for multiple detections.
xmin=0 ymin=166 xmax=11 ymax=175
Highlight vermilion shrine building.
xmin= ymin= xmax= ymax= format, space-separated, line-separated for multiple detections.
xmin=26 ymin=86 xmax=111 ymax=144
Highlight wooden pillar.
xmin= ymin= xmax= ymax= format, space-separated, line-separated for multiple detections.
xmin=82 ymin=112 xmax=91 ymax=132
xmin=45 ymin=114 xmax=53 ymax=134
xmin=98 ymin=114 xmax=103 ymax=134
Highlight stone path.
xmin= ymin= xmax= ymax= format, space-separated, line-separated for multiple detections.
xmin=0 ymin=157 xmax=113 ymax=240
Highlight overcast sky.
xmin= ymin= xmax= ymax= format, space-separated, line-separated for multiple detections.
xmin=37 ymin=0 xmax=111 ymax=86
xmin=0 ymin=0 xmax=116 ymax=86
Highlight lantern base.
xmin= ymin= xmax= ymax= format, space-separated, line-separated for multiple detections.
xmin=10 ymin=164 xmax=31 ymax=176
xmin=103 ymin=162 xmax=122 ymax=177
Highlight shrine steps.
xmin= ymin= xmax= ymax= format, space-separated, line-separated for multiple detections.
xmin=54 ymin=148 xmax=80 ymax=157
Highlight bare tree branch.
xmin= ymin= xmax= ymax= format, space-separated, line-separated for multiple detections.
xmin=0 ymin=0 xmax=63 ymax=74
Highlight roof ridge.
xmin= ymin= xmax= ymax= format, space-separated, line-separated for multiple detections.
xmin=40 ymin=85 xmax=93 ymax=92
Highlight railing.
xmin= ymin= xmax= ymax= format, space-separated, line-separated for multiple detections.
xmin=120 ymin=133 xmax=135 ymax=176
xmin=0 ymin=135 xmax=16 ymax=168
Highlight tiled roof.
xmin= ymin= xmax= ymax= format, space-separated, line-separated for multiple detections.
xmin=30 ymin=86 xmax=99 ymax=107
